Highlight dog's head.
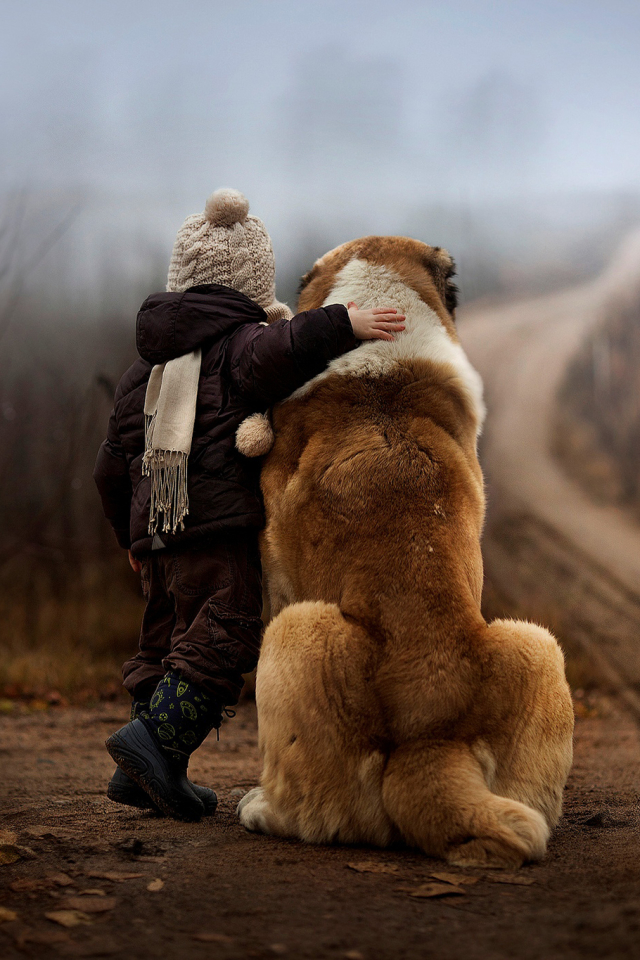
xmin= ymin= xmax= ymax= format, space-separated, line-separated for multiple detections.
xmin=297 ymin=236 xmax=458 ymax=339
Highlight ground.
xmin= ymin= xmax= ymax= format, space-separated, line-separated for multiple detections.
xmin=0 ymin=694 xmax=639 ymax=960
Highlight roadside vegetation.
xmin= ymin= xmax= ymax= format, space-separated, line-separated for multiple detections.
xmin=554 ymin=284 xmax=640 ymax=517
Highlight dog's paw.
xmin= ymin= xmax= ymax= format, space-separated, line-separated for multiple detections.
xmin=447 ymin=802 xmax=549 ymax=868
xmin=237 ymin=786 xmax=274 ymax=834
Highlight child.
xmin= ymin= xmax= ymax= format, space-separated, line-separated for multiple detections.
xmin=95 ymin=188 xmax=405 ymax=821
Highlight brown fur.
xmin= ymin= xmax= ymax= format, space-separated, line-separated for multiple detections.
xmin=238 ymin=237 xmax=574 ymax=868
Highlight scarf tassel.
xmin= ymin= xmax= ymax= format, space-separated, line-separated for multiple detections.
xmin=143 ymin=412 xmax=190 ymax=535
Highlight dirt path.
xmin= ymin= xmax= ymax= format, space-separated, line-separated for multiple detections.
xmin=459 ymin=232 xmax=640 ymax=708
xmin=1 ymin=698 xmax=640 ymax=960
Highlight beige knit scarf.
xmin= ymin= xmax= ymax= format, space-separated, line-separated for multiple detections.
xmin=142 ymin=350 xmax=202 ymax=535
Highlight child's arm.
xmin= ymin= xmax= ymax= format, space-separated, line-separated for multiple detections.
xmin=93 ymin=409 xmax=133 ymax=551
xmin=227 ymin=303 xmax=405 ymax=407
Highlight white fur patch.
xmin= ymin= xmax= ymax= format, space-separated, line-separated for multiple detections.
xmin=237 ymin=786 xmax=273 ymax=834
xmin=288 ymin=260 xmax=486 ymax=433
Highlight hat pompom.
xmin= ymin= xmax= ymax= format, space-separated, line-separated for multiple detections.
xmin=235 ymin=412 xmax=275 ymax=457
xmin=204 ymin=188 xmax=250 ymax=227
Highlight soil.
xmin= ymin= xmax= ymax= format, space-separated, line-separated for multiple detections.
xmin=1 ymin=696 xmax=640 ymax=960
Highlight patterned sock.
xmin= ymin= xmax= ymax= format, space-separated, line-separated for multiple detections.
xmin=146 ymin=672 xmax=223 ymax=761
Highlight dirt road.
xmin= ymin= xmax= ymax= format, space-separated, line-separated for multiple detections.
xmin=459 ymin=232 xmax=640 ymax=709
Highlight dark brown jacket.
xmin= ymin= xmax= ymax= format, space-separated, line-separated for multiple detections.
xmin=94 ymin=284 xmax=357 ymax=554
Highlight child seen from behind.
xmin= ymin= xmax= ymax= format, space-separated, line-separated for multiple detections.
xmin=95 ymin=189 xmax=405 ymax=821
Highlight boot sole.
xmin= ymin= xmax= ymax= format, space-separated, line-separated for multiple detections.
xmin=106 ymin=782 xmax=156 ymax=810
xmin=105 ymin=724 xmax=204 ymax=822
xmin=107 ymin=780 xmax=218 ymax=816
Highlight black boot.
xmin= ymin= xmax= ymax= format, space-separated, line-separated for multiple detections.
xmin=107 ymin=702 xmax=217 ymax=815
xmin=105 ymin=674 xmax=222 ymax=822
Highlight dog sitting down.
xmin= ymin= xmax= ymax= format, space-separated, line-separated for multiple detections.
xmin=237 ymin=236 xmax=574 ymax=868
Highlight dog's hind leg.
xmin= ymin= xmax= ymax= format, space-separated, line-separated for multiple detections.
xmin=381 ymin=739 xmax=550 ymax=868
xmin=481 ymin=619 xmax=574 ymax=829
xmin=238 ymin=601 xmax=396 ymax=847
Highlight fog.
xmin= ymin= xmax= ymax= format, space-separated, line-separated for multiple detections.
xmin=2 ymin=0 xmax=640 ymax=302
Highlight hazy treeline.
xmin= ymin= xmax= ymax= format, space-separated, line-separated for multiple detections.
xmin=556 ymin=287 xmax=640 ymax=516
xmin=0 ymin=196 xmax=168 ymax=697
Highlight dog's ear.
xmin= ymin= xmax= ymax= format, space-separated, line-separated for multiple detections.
xmin=444 ymin=263 xmax=459 ymax=315
xmin=297 ymin=265 xmax=318 ymax=297
xmin=428 ymin=247 xmax=458 ymax=317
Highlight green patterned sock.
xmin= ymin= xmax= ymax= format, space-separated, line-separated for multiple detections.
xmin=145 ymin=672 xmax=223 ymax=760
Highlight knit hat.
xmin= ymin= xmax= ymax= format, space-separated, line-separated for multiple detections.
xmin=166 ymin=188 xmax=292 ymax=322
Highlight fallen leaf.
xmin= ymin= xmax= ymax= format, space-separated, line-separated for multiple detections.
xmin=582 ymin=811 xmax=628 ymax=828
xmin=23 ymin=825 xmax=74 ymax=841
xmin=9 ymin=874 xmax=75 ymax=893
xmin=484 ymin=873 xmax=535 ymax=886
xmin=192 ymin=932 xmax=234 ymax=944
xmin=49 ymin=872 xmax=75 ymax=887
xmin=10 ymin=878 xmax=53 ymax=893
xmin=59 ymin=897 xmax=117 ymax=914
xmin=0 ymin=829 xmax=17 ymax=844
xmin=147 ymin=878 xmax=164 ymax=892
xmin=0 ymin=906 xmax=18 ymax=922
xmin=115 ymin=838 xmax=164 ymax=858
xmin=346 ymin=861 xmax=400 ymax=875
xmin=86 ymin=871 xmax=144 ymax=882
xmin=78 ymin=889 xmax=106 ymax=896
xmin=0 ymin=844 xmax=22 ymax=865
xmin=398 ymin=882 xmax=466 ymax=899
xmin=430 ymin=872 xmax=479 ymax=886
xmin=45 ymin=910 xmax=93 ymax=928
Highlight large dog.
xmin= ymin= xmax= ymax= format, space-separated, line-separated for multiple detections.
xmin=238 ymin=236 xmax=574 ymax=868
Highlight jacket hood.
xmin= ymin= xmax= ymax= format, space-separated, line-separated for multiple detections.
xmin=136 ymin=283 xmax=267 ymax=365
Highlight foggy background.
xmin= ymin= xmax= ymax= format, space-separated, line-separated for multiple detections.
xmin=2 ymin=0 xmax=640 ymax=699
xmin=3 ymin=0 xmax=640 ymax=302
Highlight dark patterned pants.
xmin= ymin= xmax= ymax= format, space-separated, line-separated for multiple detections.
xmin=122 ymin=532 xmax=263 ymax=706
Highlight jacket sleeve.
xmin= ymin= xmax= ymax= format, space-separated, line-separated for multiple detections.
xmin=227 ymin=304 xmax=358 ymax=407
xmin=93 ymin=409 xmax=133 ymax=550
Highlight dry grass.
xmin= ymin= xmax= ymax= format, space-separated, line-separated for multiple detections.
xmin=0 ymin=555 xmax=144 ymax=703
xmin=554 ymin=288 xmax=640 ymax=517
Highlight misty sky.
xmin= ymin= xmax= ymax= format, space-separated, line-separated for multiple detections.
xmin=2 ymin=0 xmax=640 ymax=283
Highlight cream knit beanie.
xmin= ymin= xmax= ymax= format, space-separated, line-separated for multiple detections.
xmin=166 ymin=188 xmax=292 ymax=321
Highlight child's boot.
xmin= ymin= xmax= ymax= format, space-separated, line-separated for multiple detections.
xmin=105 ymin=673 xmax=222 ymax=822
xmin=106 ymin=701 xmax=218 ymax=815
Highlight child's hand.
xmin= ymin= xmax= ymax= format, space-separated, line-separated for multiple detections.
xmin=128 ymin=549 xmax=142 ymax=574
xmin=347 ymin=302 xmax=406 ymax=341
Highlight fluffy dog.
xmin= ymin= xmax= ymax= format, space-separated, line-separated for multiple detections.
xmin=238 ymin=236 xmax=574 ymax=868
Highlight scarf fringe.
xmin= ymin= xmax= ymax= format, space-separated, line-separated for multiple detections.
xmin=142 ymin=446 xmax=190 ymax=535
